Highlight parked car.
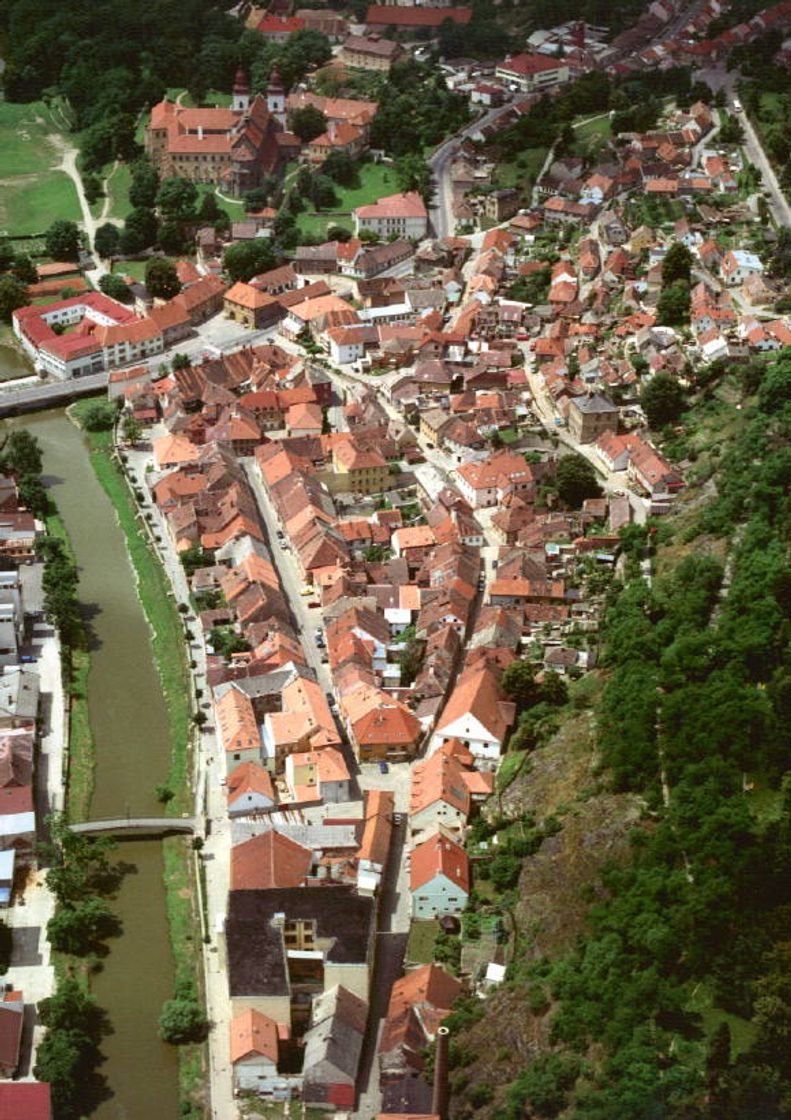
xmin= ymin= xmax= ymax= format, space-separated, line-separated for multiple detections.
xmin=300 ymin=587 xmax=314 ymax=597
xmin=276 ymin=529 xmax=284 ymax=539
xmin=326 ymin=692 xmax=337 ymax=708
xmin=378 ymin=761 xmax=389 ymax=774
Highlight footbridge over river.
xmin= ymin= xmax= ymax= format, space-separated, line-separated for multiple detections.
xmin=69 ymin=816 xmax=202 ymax=838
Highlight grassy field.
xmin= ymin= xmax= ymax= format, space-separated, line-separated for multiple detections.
xmin=165 ymin=88 xmax=232 ymax=108
xmin=295 ymin=162 xmax=398 ymax=239
xmin=0 ymin=100 xmax=81 ymax=237
xmin=492 ymin=147 xmax=549 ymax=199
xmin=406 ymin=919 xmax=439 ymax=964
xmin=0 ymin=170 xmax=81 ymax=237
xmin=573 ymin=113 xmax=612 ymax=158
xmin=496 ymin=750 xmax=527 ymax=791
xmin=112 ymin=259 xmax=148 ymax=281
xmin=196 ymin=183 xmax=246 ymax=223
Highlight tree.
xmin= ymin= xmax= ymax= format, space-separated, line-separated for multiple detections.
xmin=758 ymin=352 xmax=791 ymax=415
xmin=121 ymin=415 xmax=143 ymax=444
xmin=399 ymin=638 xmax=424 ymax=687
xmin=45 ymin=220 xmax=81 ymax=262
xmin=395 ymin=153 xmax=433 ymax=202
xmin=719 ymin=113 xmax=745 ymax=143
xmin=145 ymin=257 xmax=181 ymax=300
xmin=12 ymin=253 xmax=37 ymax=285
xmin=323 ymin=149 xmax=360 ymax=187
xmin=80 ymin=401 xmax=118 ymax=431
xmin=289 ymin=105 xmax=327 ymax=141
xmin=98 ymin=273 xmax=133 ymax=303
xmin=222 ymin=239 xmax=275 ymax=283
xmin=47 ymin=897 xmax=121 ymax=955
xmin=556 ymin=453 xmax=601 ymax=508
xmin=539 ymin=671 xmax=568 ymax=707
xmin=0 ymin=240 xmax=16 ymax=272
xmin=311 ymin=173 xmax=338 ymax=211
xmin=661 ymin=241 xmax=693 ymax=286
xmin=0 ymin=276 xmax=29 ymax=322
xmin=657 ymin=280 xmax=690 ymax=326
xmin=16 ymin=474 xmax=48 ymax=517
xmin=120 ymin=207 xmax=159 ymax=254
xmin=502 ymin=659 xmax=538 ymax=710
xmin=640 ymin=371 xmax=687 ymax=429
xmin=244 ymin=184 xmax=273 ymax=212
xmin=180 ymin=542 xmax=210 ymax=575
xmin=94 ymin=222 xmax=121 ymax=259
xmin=158 ymin=996 xmax=208 ymax=1044
xmin=129 ymin=161 xmax=160 ymax=210
xmin=198 ymin=191 xmax=221 ymax=223
xmin=327 ymin=224 xmax=352 ymax=241
xmin=1 ymin=429 xmax=43 ymax=476
xmin=156 ymin=177 xmax=198 ymax=222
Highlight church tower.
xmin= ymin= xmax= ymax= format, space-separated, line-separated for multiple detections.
xmin=232 ymin=67 xmax=250 ymax=113
xmin=267 ymin=67 xmax=286 ymax=127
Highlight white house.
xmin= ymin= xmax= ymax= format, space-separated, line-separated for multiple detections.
xmin=353 ymin=191 xmax=428 ymax=239
xmin=429 ymin=664 xmax=516 ymax=769
xmin=327 ymin=325 xmax=367 ymax=366
xmin=226 ymin=761 xmax=277 ymax=817
xmin=410 ymin=828 xmax=470 ymax=919
xmin=721 ymin=249 xmax=764 ymax=287
xmin=495 ymin=52 xmax=569 ymax=92
xmin=230 ymin=1008 xmax=286 ymax=1095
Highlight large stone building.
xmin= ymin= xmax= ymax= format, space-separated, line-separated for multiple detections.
xmin=567 ymin=392 xmax=619 ymax=444
xmin=145 ymin=70 xmax=300 ymax=197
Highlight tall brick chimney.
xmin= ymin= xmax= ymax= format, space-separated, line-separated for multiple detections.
xmin=432 ymin=1025 xmax=450 ymax=1120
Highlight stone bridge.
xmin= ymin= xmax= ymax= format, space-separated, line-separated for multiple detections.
xmin=69 ymin=816 xmax=201 ymax=838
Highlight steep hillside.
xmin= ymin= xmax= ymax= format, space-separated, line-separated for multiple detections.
xmin=447 ymin=351 xmax=791 ymax=1120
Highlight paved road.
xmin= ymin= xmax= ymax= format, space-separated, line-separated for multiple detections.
xmin=0 ymin=372 xmax=108 ymax=417
xmin=429 ymin=100 xmax=522 ymax=238
xmin=696 ymin=66 xmax=790 ymax=227
xmin=125 ymin=444 xmax=237 ymax=1120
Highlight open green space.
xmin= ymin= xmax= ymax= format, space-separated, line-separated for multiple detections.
xmin=0 ymin=170 xmax=81 ymax=238
xmin=406 ymin=919 xmax=439 ymax=964
xmin=196 ymin=183 xmax=245 ymax=223
xmin=165 ymin=88 xmax=232 ymax=108
xmin=112 ymin=259 xmax=148 ymax=281
xmin=0 ymin=100 xmax=61 ymax=177
xmin=0 ymin=100 xmax=82 ymax=236
xmin=573 ymin=113 xmax=613 ymax=158
xmin=295 ymin=161 xmax=397 ymax=239
xmin=492 ymin=147 xmax=549 ymax=199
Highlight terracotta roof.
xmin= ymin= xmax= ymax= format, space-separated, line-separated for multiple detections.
xmin=225 ymin=282 xmax=278 ymax=311
xmin=0 ymin=1083 xmax=52 ymax=1120
xmin=227 ymin=760 xmax=275 ymax=806
xmin=230 ymin=1008 xmax=281 ymax=1065
xmin=216 ymin=686 xmax=261 ymax=756
xmin=410 ymin=830 xmax=469 ymax=893
xmin=354 ymin=703 xmax=421 ymax=748
xmin=356 ymin=191 xmax=427 ymax=221
xmin=434 ymin=664 xmax=514 ymax=744
xmin=232 ymin=830 xmax=313 ymax=890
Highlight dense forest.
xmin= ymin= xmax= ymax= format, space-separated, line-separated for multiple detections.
xmin=449 ymin=353 xmax=791 ymax=1118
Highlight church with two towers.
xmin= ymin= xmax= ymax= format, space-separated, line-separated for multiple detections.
xmin=144 ymin=69 xmax=301 ymax=197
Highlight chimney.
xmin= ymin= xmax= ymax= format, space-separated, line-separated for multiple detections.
xmin=432 ymin=1026 xmax=450 ymax=1119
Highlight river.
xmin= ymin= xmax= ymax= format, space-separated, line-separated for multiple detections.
xmin=7 ymin=409 xmax=180 ymax=1119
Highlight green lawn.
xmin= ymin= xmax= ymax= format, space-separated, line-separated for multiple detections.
xmin=165 ymin=88 xmax=232 ymax=108
xmin=196 ymin=183 xmax=245 ymax=223
xmin=406 ymin=920 xmax=439 ymax=964
xmin=492 ymin=147 xmax=548 ymax=198
xmin=573 ymin=113 xmax=612 ymax=158
xmin=0 ymin=170 xmax=81 ymax=238
xmin=106 ymin=162 xmax=133 ymax=221
xmin=0 ymin=100 xmax=83 ymax=236
xmin=295 ymin=162 xmax=398 ymax=239
xmin=496 ymin=750 xmax=527 ymax=791
xmin=112 ymin=259 xmax=147 ymax=281
xmin=0 ymin=100 xmax=61 ymax=177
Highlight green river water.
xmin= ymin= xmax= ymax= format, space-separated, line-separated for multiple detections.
xmin=8 ymin=409 xmax=181 ymax=1119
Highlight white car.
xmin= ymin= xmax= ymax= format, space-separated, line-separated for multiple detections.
xmin=732 ymin=97 xmax=743 ymax=112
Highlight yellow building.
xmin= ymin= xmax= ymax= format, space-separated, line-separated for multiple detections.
xmin=330 ymin=439 xmax=389 ymax=495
